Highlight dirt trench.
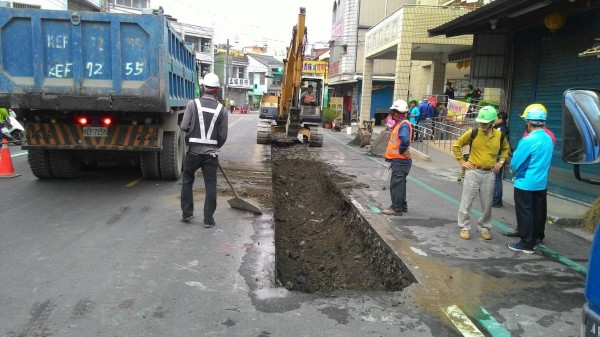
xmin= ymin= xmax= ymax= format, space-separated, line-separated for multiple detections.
xmin=271 ymin=143 xmax=414 ymax=294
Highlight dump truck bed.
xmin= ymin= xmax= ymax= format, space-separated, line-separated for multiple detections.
xmin=0 ymin=8 xmax=196 ymax=112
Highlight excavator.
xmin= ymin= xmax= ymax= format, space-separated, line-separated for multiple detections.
xmin=256 ymin=7 xmax=323 ymax=147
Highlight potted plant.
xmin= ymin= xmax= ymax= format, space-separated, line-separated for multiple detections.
xmin=321 ymin=106 xmax=339 ymax=129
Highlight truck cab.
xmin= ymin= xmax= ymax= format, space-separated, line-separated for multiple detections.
xmin=561 ymin=89 xmax=600 ymax=337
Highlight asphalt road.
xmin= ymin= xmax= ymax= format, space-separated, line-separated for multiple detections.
xmin=0 ymin=114 xmax=457 ymax=337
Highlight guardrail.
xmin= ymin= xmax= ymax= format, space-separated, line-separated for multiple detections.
xmin=410 ymin=113 xmax=480 ymax=156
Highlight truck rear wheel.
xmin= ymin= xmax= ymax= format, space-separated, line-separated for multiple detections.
xmin=159 ymin=129 xmax=185 ymax=180
xmin=49 ymin=150 xmax=80 ymax=179
xmin=28 ymin=149 xmax=54 ymax=179
xmin=140 ymin=151 xmax=161 ymax=180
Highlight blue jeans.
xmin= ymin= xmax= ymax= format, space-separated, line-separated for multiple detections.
xmin=181 ymin=153 xmax=218 ymax=224
xmin=390 ymin=164 xmax=411 ymax=212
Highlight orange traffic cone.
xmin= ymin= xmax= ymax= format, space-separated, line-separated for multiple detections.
xmin=0 ymin=138 xmax=21 ymax=178
xmin=245 ymin=107 xmax=251 ymax=114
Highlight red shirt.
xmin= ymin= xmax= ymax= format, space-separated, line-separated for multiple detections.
xmin=523 ymin=127 xmax=556 ymax=146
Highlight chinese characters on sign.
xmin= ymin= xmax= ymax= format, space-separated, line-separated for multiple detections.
xmin=302 ymin=61 xmax=327 ymax=75
xmin=228 ymin=78 xmax=250 ymax=87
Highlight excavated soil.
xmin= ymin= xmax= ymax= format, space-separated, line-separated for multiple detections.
xmin=271 ymin=143 xmax=414 ymax=294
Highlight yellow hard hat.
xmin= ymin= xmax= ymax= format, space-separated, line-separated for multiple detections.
xmin=520 ymin=103 xmax=547 ymax=118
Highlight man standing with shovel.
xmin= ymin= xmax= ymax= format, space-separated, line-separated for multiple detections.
xmin=180 ymin=73 xmax=228 ymax=227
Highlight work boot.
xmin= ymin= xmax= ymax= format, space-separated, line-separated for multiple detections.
xmin=204 ymin=222 xmax=215 ymax=228
xmin=504 ymin=228 xmax=520 ymax=237
xmin=382 ymin=208 xmax=402 ymax=216
xmin=479 ymin=229 xmax=492 ymax=240
xmin=459 ymin=230 xmax=471 ymax=240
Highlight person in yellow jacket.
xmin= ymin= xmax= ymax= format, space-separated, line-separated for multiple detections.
xmin=452 ymin=106 xmax=511 ymax=240
xmin=382 ymin=99 xmax=413 ymax=216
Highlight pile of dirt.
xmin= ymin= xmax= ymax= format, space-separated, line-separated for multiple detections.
xmin=271 ymin=144 xmax=414 ymax=294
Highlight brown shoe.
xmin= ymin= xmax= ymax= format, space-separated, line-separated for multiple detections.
xmin=479 ymin=229 xmax=492 ymax=240
xmin=459 ymin=230 xmax=471 ymax=240
xmin=382 ymin=208 xmax=402 ymax=216
xmin=504 ymin=229 xmax=520 ymax=237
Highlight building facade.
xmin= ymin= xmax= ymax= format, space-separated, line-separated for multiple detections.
xmin=170 ymin=21 xmax=214 ymax=83
xmin=329 ymin=0 xmax=472 ymax=125
xmin=430 ymin=0 xmax=600 ymax=205
xmin=247 ymin=54 xmax=284 ymax=108
xmin=214 ymin=50 xmax=251 ymax=109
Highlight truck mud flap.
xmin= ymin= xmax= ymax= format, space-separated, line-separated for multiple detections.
xmin=24 ymin=123 xmax=162 ymax=150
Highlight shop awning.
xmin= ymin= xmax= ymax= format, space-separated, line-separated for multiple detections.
xmin=429 ymin=0 xmax=570 ymax=38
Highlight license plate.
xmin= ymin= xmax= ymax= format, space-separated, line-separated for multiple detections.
xmin=82 ymin=127 xmax=108 ymax=137
xmin=585 ymin=314 xmax=600 ymax=337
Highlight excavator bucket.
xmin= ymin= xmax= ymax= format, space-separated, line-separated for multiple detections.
xmin=348 ymin=120 xmax=373 ymax=148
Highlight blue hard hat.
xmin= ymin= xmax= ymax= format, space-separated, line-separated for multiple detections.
xmin=525 ymin=107 xmax=546 ymax=125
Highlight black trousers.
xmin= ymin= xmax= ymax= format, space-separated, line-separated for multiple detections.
xmin=514 ymin=187 xmax=547 ymax=249
xmin=181 ymin=153 xmax=218 ymax=224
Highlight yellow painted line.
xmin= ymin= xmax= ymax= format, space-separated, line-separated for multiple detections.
xmin=125 ymin=178 xmax=142 ymax=187
xmin=443 ymin=305 xmax=486 ymax=337
xmin=228 ymin=115 xmax=244 ymax=128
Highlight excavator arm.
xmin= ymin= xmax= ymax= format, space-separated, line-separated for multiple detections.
xmin=279 ymin=7 xmax=306 ymax=118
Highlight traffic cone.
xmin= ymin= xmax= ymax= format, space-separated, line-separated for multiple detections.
xmin=0 ymin=138 xmax=21 ymax=178
xmin=246 ymin=107 xmax=251 ymax=114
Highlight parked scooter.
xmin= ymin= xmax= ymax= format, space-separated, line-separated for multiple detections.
xmin=1 ymin=109 xmax=25 ymax=144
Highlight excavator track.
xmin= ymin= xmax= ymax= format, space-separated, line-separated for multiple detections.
xmin=308 ymin=127 xmax=323 ymax=147
xmin=257 ymin=124 xmax=271 ymax=144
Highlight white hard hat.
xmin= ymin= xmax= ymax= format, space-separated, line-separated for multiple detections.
xmin=202 ymin=72 xmax=220 ymax=87
xmin=389 ymin=99 xmax=408 ymax=112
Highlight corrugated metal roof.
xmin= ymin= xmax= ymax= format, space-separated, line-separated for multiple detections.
xmin=247 ymin=54 xmax=284 ymax=68
xmin=428 ymin=0 xmax=594 ymax=38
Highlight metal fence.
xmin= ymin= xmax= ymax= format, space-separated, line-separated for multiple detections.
xmin=410 ymin=102 xmax=495 ymax=155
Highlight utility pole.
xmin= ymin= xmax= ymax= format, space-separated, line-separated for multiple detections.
xmin=224 ymin=38 xmax=230 ymax=102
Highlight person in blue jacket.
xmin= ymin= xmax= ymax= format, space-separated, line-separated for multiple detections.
xmin=408 ymin=100 xmax=420 ymax=141
xmin=507 ymin=107 xmax=554 ymax=254
xmin=418 ymin=98 xmax=434 ymax=139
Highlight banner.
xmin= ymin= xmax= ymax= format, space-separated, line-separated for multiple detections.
xmin=447 ymin=99 xmax=470 ymax=119
xmin=329 ymin=97 xmax=344 ymax=116
xmin=303 ymin=61 xmax=327 ymax=75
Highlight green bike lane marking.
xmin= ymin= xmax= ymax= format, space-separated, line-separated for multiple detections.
xmin=326 ymin=133 xmax=586 ymax=337
xmin=326 ymin=134 xmax=587 ymax=275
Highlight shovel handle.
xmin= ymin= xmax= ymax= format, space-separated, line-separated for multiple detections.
xmin=218 ymin=163 xmax=241 ymax=199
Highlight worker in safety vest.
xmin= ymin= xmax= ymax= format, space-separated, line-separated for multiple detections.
xmin=382 ymin=99 xmax=413 ymax=216
xmin=180 ymin=73 xmax=228 ymax=227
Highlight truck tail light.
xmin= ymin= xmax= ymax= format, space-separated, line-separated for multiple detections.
xmin=77 ymin=117 xmax=88 ymax=125
xmin=102 ymin=117 xmax=112 ymax=126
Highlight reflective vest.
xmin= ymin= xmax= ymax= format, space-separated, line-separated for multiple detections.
xmin=189 ymin=99 xmax=222 ymax=145
xmin=385 ymin=120 xmax=412 ymax=160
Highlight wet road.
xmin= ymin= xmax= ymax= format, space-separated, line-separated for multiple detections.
xmin=315 ymin=127 xmax=589 ymax=337
xmin=1 ymin=114 xmax=459 ymax=336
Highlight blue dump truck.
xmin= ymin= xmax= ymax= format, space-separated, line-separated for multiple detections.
xmin=561 ymin=89 xmax=600 ymax=336
xmin=583 ymin=223 xmax=600 ymax=337
xmin=0 ymin=7 xmax=196 ymax=179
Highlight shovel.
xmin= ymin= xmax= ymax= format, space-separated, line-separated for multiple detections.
xmin=218 ymin=164 xmax=262 ymax=215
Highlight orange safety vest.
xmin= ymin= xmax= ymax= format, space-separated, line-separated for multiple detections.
xmin=385 ymin=119 xmax=412 ymax=160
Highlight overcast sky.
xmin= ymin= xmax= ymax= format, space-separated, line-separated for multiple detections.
xmin=151 ymin=0 xmax=334 ymax=49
